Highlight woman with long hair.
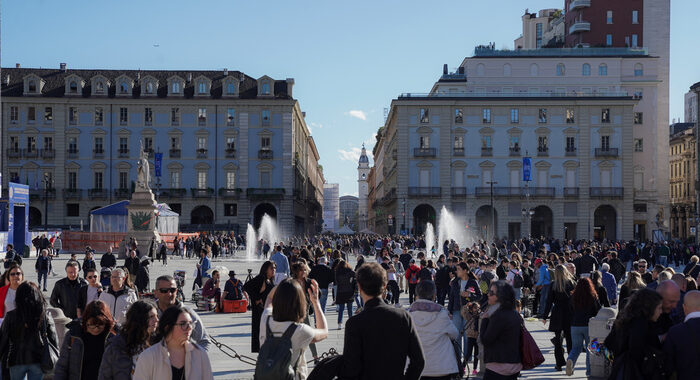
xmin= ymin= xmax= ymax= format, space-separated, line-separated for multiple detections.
xmin=55 ymin=300 xmax=117 ymax=380
xmin=565 ymin=278 xmax=601 ymax=377
xmin=606 ymin=289 xmax=665 ymax=380
xmin=292 ymin=260 xmax=319 ymax=360
xmin=541 ymin=264 xmax=576 ymax=371
xmin=480 ymin=281 xmax=522 ymax=380
xmin=619 ymin=271 xmax=646 ymax=309
xmin=259 ymin=278 xmax=328 ymax=379
xmin=242 ymin=260 xmax=275 ymax=352
xmin=589 ymin=270 xmax=610 ymax=307
xmin=98 ymin=300 xmax=158 ymax=380
xmin=334 ymin=259 xmax=356 ymax=328
xmin=0 ymin=263 xmax=23 ymax=319
xmin=0 ymin=281 xmax=58 ymax=380
xmin=134 ymin=305 xmax=212 ymax=379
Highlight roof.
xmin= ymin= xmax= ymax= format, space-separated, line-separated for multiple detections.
xmin=471 ymin=46 xmax=650 ymax=58
xmin=1 ymin=67 xmax=292 ymax=99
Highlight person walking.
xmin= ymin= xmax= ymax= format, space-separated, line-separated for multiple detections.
xmin=270 ymin=245 xmax=290 ymax=284
xmin=242 ymin=261 xmax=275 ymax=352
xmin=35 ymin=249 xmax=51 ymax=291
xmin=405 ymin=259 xmax=421 ymax=304
xmin=541 ymin=264 xmax=576 ymax=371
xmin=565 ymin=278 xmax=601 ymax=377
xmin=619 ymin=271 xmax=646 ymax=309
xmin=50 ymin=261 xmax=88 ymax=320
xmin=0 ymin=264 xmax=24 ymax=319
xmin=534 ymin=258 xmax=552 ymax=317
xmin=480 ymin=281 xmax=522 ymax=380
xmin=98 ymin=268 xmax=137 ymax=326
xmin=663 ymin=290 xmax=700 ymax=380
xmin=334 ymin=259 xmax=356 ymax=328
xmin=447 ymin=262 xmax=480 ymax=365
xmin=308 ymin=257 xmax=333 ymax=313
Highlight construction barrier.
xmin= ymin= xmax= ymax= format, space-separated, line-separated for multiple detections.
xmin=60 ymin=231 xmax=198 ymax=253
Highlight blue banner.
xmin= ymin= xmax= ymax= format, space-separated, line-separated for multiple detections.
xmin=523 ymin=157 xmax=531 ymax=182
xmin=154 ymin=153 xmax=162 ymax=177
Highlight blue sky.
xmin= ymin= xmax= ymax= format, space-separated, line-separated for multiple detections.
xmin=3 ymin=0 xmax=698 ymax=196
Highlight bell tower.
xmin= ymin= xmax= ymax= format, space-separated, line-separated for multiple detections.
xmin=357 ymin=144 xmax=370 ymax=231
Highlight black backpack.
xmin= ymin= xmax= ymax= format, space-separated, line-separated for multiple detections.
xmin=13 ymin=251 xmax=22 ymax=266
xmin=254 ymin=316 xmax=299 ymax=380
xmin=511 ymin=270 xmax=524 ymax=288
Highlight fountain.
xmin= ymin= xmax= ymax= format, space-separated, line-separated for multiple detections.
xmin=425 ymin=222 xmax=436 ymax=258
xmin=245 ymin=223 xmax=257 ymax=261
xmin=437 ymin=206 xmax=469 ymax=251
xmin=257 ymin=214 xmax=280 ymax=249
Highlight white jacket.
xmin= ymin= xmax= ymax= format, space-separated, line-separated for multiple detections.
xmin=133 ymin=340 xmax=213 ymax=380
xmin=98 ymin=286 xmax=137 ymax=325
xmin=408 ymin=299 xmax=460 ymax=377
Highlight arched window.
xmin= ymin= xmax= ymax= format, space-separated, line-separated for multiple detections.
xmin=226 ymin=82 xmax=236 ymax=95
xmin=476 ymin=64 xmax=485 ymax=76
xmin=198 ymin=81 xmax=207 ymax=94
xmin=69 ymin=81 xmax=78 ymax=93
xmin=146 ymin=82 xmax=154 ymax=94
xmin=28 ymin=80 xmax=37 ymax=92
xmin=530 ymin=63 xmax=539 ymax=77
xmin=503 ymin=64 xmax=512 ymax=77
xmin=556 ymin=63 xmax=566 ymax=76
xmin=634 ymin=63 xmax=643 ymax=76
xmin=172 ymin=82 xmax=180 ymax=93
xmin=598 ymin=64 xmax=608 ymax=76
xmin=120 ymin=82 xmax=128 ymax=93
xmin=582 ymin=64 xmax=591 ymax=76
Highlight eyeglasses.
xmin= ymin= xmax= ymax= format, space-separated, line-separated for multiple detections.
xmin=159 ymin=288 xmax=177 ymax=294
xmin=175 ymin=321 xmax=194 ymax=331
xmin=87 ymin=275 xmax=97 ymax=279
xmin=9 ymin=272 xmax=22 ymax=277
xmin=86 ymin=323 xmax=105 ymax=329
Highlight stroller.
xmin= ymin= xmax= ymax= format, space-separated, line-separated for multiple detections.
xmin=100 ymin=267 xmax=112 ymax=288
xmin=174 ymin=270 xmax=187 ymax=303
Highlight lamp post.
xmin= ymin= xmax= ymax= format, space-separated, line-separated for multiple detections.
xmin=43 ymin=173 xmax=50 ymax=231
xmin=402 ymin=198 xmax=406 ymax=235
xmin=487 ymin=181 xmax=497 ymax=242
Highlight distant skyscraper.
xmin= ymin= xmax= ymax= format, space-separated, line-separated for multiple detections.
xmin=323 ymin=183 xmax=339 ymax=231
xmin=357 ymin=144 xmax=370 ymax=231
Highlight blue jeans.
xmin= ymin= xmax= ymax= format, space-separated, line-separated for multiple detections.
xmin=9 ymin=364 xmax=43 ymax=380
xmin=37 ymin=271 xmax=48 ymax=290
xmin=538 ymin=284 xmax=551 ymax=316
xmin=451 ymin=310 xmax=468 ymax=360
xmin=568 ymin=325 xmax=590 ymax=376
xmin=513 ymin=287 xmax=522 ymax=301
xmin=658 ymin=256 xmax=668 ymax=267
xmin=337 ymin=301 xmax=353 ymax=324
xmin=319 ymin=288 xmax=328 ymax=314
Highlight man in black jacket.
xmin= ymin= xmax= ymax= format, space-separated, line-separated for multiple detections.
xmin=49 ymin=261 xmax=87 ymax=319
xmin=308 ymin=257 xmax=334 ymax=313
xmin=573 ymin=248 xmax=599 ymax=277
xmin=123 ymin=249 xmax=140 ymax=285
xmin=100 ymin=246 xmax=117 ymax=269
xmin=663 ymin=290 xmax=700 ymax=380
xmin=339 ymin=262 xmax=424 ymax=380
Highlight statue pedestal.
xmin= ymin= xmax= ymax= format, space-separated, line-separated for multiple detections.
xmin=126 ymin=189 xmax=161 ymax=258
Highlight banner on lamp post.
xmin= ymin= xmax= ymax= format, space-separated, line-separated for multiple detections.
xmin=523 ymin=157 xmax=531 ymax=182
xmin=154 ymin=153 xmax=162 ymax=177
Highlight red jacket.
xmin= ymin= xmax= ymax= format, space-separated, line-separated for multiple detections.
xmin=405 ymin=264 xmax=421 ymax=284
xmin=0 ymin=285 xmax=9 ymax=318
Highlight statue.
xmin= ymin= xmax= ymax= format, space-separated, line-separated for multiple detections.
xmin=136 ymin=140 xmax=150 ymax=190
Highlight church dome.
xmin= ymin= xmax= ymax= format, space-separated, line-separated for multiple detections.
xmin=358 ymin=144 xmax=369 ymax=164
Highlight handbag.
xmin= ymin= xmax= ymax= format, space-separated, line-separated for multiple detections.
xmin=40 ymin=317 xmax=59 ymax=374
xmin=520 ymin=323 xmax=544 ymax=370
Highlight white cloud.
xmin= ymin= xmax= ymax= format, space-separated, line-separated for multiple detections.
xmin=338 ymin=147 xmax=363 ymax=161
xmin=346 ymin=110 xmax=367 ymax=121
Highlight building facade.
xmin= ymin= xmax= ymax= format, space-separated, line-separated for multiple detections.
xmin=514 ymin=9 xmax=565 ymax=50
xmin=1 ymin=65 xmax=324 ymax=236
xmin=322 ymin=183 xmax=339 ymax=231
xmin=339 ymin=195 xmax=359 ymax=230
xmin=357 ymin=144 xmax=370 ymax=231
xmin=685 ymin=90 xmax=698 ymax=123
xmin=668 ymin=123 xmax=696 ymax=240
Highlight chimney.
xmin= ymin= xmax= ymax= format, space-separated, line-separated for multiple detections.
xmin=15 ymin=63 xmax=20 ymax=68
xmin=187 ymin=73 xmax=192 ymax=82
xmin=302 ymin=112 xmax=306 ymax=118
xmin=286 ymin=78 xmax=295 ymax=98
xmin=443 ymin=64 xmax=448 ymax=75
xmin=223 ymin=68 xmax=228 ymax=76
xmin=60 ymin=63 xmax=67 ymax=72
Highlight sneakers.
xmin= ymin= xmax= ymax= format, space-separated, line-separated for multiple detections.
xmin=472 ymin=369 xmax=478 ymax=375
xmin=394 ymin=303 xmax=402 ymax=308
xmin=566 ymin=359 xmax=574 ymax=376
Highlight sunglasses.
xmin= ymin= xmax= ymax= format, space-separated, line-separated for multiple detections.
xmin=159 ymin=288 xmax=177 ymax=294
xmin=87 ymin=275 xmax=97 ymax=279
xmin=9 ymin=272 xmax=22 ymax=277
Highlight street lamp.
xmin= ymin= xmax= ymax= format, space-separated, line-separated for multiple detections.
xmin=521 ymin=207 xmax=534 ymax=240
xmin=487 ymin=181 xmax=497 ymax=242
xmin=402 ymin=198 xmax=406 ymax=235
xmin=43 ymin=173 xmax=50 ymax=231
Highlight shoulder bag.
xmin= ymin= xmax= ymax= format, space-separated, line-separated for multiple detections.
xmin=520 ymin=323 xmax=544 ymax=370
xmin=40 ymin=317 xmax=59 ymax=374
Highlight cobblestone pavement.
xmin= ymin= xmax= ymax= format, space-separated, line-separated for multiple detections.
xmin=28 ymin=252 xmax=593 ymax=380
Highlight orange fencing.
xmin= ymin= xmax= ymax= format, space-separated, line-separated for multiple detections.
xmin=61 ymin=231 xmax=199 ymax=253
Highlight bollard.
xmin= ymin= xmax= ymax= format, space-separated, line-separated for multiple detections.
xmin=47 ymin=306 xmax=73 ymax=347
xmin=588 ymin=307 xmax=617 ymax=379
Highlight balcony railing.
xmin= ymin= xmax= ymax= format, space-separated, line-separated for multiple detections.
xmin=196 ymin=149 xmax=208 ymax=159
xmin=476 ymin=187 xmax=520 ymax=197
xmin=29 ymin=188 xmax=56 ymax=200
xmin=67 ymin=149 xmax=79 ymax=159
xmin=566 ymin=147 xmax=577 ymax=156
xmin=113 ymin=188 xmax=130 ymax=199
xmin=88 ymin=188 xmax=109 ymax=199
xmin=191 ymin=188 xmax=215 ymax=198
xmin=63 ymin=189 xmax=83 ymax=200
xmin=569 ymin=21 xmax=591 ymax=34
xmin=453 ymin=147 xmax=464 ymax=156
xmin=23 ymin=148 xmax=38 ymax=158
xmin=169 ymin=149 xmax=181 ymax=158
xmin=563 ymin=187 xmax=580 ymax=198
xmin=595 ymin=148 xmax=619 ymax=157
xmin=451 ymin=187 xmax=468 ymax=197
xmin=246 ymin=188 xmax=285 ymax=200
xmin=569 ymin=0 xmax=591 ymax=11
xmin=537 ymin=147 xmax=549 ymax=157
xmin=93 ymin=149 xmax=105 ymax=159
xmin=225 ymin=148 xmax=236 ymax=158
xmin=40 ymin=149 xmax=55 ymax=159
xmin=414 ymin=147 xmax=436 ymax=157
xmin=375 ymin=188 xmax=397 ymax=206
xmin=258 ymin=149 xmax=273 ymax=159
xmin=6 ymin=149 xmax=20 ymax=159
xmin=162 ymin=188 xmax=186 ymax=198
xmin=118 ymin=149 xmax=129 ymax=158
xmin=509 ymin=146 xmax=521 ymax=156
xmin=590 ymin=187 xmax=624 ymax=198
xmin=481 ymin=147 xmax=493 ymax=156
xmin=531 ymin=187 xmax=556 ymax=197
xmin=408 ymin=187 xmax=441 ymax=197
xmin=218 ymin=188 xmax=242 ymax=198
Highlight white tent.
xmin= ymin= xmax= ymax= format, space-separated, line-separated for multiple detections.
xmin=336 ymin=225 xmax=355 ymax=235
xmin=89 ymin=201 xmax=179 ymax=234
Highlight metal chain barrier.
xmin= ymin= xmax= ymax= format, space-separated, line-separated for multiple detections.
xmin=208 ymin=335 xmax=339 ymax=367
xmin=306 ymin=347 xmax=339 ymax=364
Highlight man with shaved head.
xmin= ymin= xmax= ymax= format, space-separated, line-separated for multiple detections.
xmin=654 ymin=280 xmax=681 ymax=338
xmin=663 ymin=290 xmax=700 ymax=379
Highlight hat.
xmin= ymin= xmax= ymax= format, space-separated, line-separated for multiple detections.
xmin=534 ymin=258 xmax=543 ymax=267
xmin=410 ymin=258 xmax=415 ymax=264
xmin=228 ymin=270 xmax=236 ymax=277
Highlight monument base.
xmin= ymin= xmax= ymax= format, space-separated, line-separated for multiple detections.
xmin=126 ymin=189 xmax=161 ymax=258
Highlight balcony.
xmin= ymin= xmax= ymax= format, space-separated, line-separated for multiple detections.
xmin=451 ymin=187 xmax=468 ymax=197
xmin=169 ymin=149 xmax=181 ymax=158
xmin=414 ymin=147 xmax=436 ymax=157
xmin=531 ymin=187 xmax=556 ymax=197
xmin=191 ymin=188 xmax=215 ymax=198
xmin=563 ymin=187 xmax=580 ymax=198
xmin=23 ymin=148 xmax=38 ymax=158
xmin=566 ymin=147 xmax=577 ymax=157
xmin=246 ymin=188 xmax=285 ymax=200
xmin=67 ymin=149 xmax=79 ymax=159
xmin=162 ymin=188 xmax=186 ymax=198
xmin=569 ymin=21 xmax=591 ymax=34
xmin=537 ymin=146 xmax=549 ymax=157
xmin=118 ymin=149 xmax=129 ymax=158
xmin=93 ymin=149 xmax=105 ymax=159
xmin=113 ymin=188 xmax=130 ymax=199
xmin=225 ymin=148 xmax=236 ymax=158
xmin=39 ymin=149 xmax=55 ymax=160
xmin=476 ymin=187 xmax=520 ymax=197
xmin=30 ymin=188 xmax=56 ymax=200
xmin=595 ymin=148 xmax=619 ymax=158
xmin=509 ymin=146 xmax=521 ymax=156
xmin=63 ymin=189 xmax=83 ymax=200
xmin=6 ymin=149 xmax=20 ymax=159
xmin=218 ymin=188 xmax=242 ymax=198
xmin=258 ymin=149 xmax=273 ymax=159
xmin=453 ymin=147 xmax=464 ymax=156
xmin=88 ymin=188 xmax=109 ymax=199
xmin=568 ymin=0 xmax=591 ymax=11
xmin=408 ymin=187 xmax=441 ymax=197
xmin=375 ymin=188 xmax=396 ymax=206
xmin=196 ymin=149 xmax=208 ymax=159
xmin=590 ymin=187 xmax=624 ymax=198
xmin=481 ymin=147 xmax=493 ymax=156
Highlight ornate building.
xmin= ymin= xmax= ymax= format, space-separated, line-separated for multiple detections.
xmin=357 ymin=144 xmax=370 ymax=231
xmin=669 ymin=123 xmax=696 ymax=240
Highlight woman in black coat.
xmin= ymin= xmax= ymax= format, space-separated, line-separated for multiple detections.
xmin=242 ymin=260 xmax=275 ymax=352
xmin=480 ymin=280 xmax=522 ymax=380
xmin=541 ymin=264 xmax=576 ymax=371
xmin=334 ymin=259 xmax=356 ymax=327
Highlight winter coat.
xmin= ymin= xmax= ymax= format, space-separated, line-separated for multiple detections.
xmin=447 ymin=277 xmax=480 ymax=314
xmin=100 ymin=253 xmax=117 ymax=269
xmin=543 ymin=281 xmax=575 ymax=332
xmin=54 ymin=321 xmax=115 ymax=380
xmin=97 ymin=334 xmax=143 ymax=380
xmin=135 ymin=263 xmax=150 ymax=293
xmin=133 ymin=340 xmax=212 ymax=380
xmin=98 ymin=286 xmax=137 ymax=326
xmin=50 ymin=277 xmax=88 ymax=319
xmin=408 ymin=299 xmax=460 ymax=377
xmin=0 ymin=310 xmax=58 ymax=367
xmin=334 ymin=266 xmax=356 ymax=304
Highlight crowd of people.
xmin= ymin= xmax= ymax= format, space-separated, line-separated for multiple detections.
xmin=1 ymin=233 xmax=700 ymax=380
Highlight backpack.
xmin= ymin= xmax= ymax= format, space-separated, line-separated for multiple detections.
xmin=511 ymin=270 xmax=524 ymax=288
xmin=255 ymin=316 xmax=299 ymax=380
xmin=408 ymin=268 xmax=419 ymax=284
xmin=13 ymin=252 xmax=22 ymax=266
xmin=227 ymin=279 xmax=243 ymax=300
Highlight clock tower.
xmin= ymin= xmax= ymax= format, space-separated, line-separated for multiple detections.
xmin=357 ymin=144 xmax=370 ymax=231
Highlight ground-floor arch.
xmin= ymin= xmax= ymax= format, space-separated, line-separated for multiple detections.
xmin=191 ymin=205 xmax=214 ymax=225
xmin=594 ymin=205 xmax=617 ymax=241
xmin=413 ymin=204 xmax=436 ymax=236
